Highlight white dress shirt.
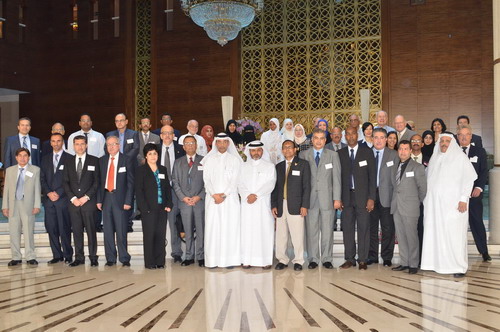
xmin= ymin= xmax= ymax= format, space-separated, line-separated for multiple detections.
xmin=67 ymin=129 xmax=106 ymax=158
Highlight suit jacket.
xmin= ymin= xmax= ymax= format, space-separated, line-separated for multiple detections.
xmin=63 ymin=154 xmax=100 ymax=212
xmin=172 ymin=154 xmax=205 ymax=201
xmin=271 ymin=156 xmax=311 ymax=217
xmin=137 ymin=131 xmax=161 ymax=164
xmin=338 ymin=145 xmax=377 ymax=207
xmin=40 ymin=150 xmax=70 ymax=207
xmin=325 ymin=142 xmax=347 ymax=152
xmin=466 ymin=144 xmax=488 ymax=190
xmin=455 ymin=134 xmax=483 ymax=149
xmin=157 ymin=141 xmax=186 ymax=176
xmin=390 ymin=159 xmax=427 ymax=217
xmin=135 ymin=164 xmax=173 ymax=213
xmin=398 ymin=129 xmax=417 ymax=143
xmin=299 ymin=148 xmax=341 ymax=210
xmin=3 ymin=135 xmax=41 ymax=167
xmin=97 ymin=153 xmax=135 ymax=207
xmin=375 ymin=147 xmax=399 ymax=207
xmin=41 ymin=139 xmax=68 ymax=159
xmin=105 ymin=129 xmax=140 ymax=164
xmin=2 ymin=164 xmax=41 ymax=217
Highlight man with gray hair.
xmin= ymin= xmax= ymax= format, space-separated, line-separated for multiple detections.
xmin=42 ymin=122 xmax=67 ymax=158
xmin=341 ymin=113 xmax=364 ymax=144
xmin=179 ymin=120 xmax=208 ymax=156
xmin=374 ymin=110 xmax=395 ymax=132
xmin=394 ymin=115 xmax=416 ymax=144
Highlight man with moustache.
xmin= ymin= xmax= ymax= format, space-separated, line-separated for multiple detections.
xmin=325 ymin=127 xmax=347 ymax=152
xmin=137 ymin=117 xmax=161 ymax=165
xmin=341 ymin=114 xmax=364 ymax=144
xmin=410 ymin=134 xmax=430 ymax=167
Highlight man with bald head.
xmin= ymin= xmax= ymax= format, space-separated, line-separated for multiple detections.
xmin=179 ymin=120 xmax=208 ymax=156
xmin=42 ymin=123 xmax=67 ymax=158
xmin=394 ymin=115 xmax=416 ymax=144
xmin=341 ymin=113 xmax=365 ymax=144
xmin=374 ymin=111 xmax=395 ymax=133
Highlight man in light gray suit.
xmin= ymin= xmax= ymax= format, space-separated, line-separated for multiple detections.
xmin=2 ymin=148 xmax=41 ymax=266
xmin=137 ymin=117 xmax=161 ymax=165
xmin=172 ymin=135 xmax=205 ymax=267
xmin=368 ymin=128 xmax=399 ymax=266
xmin=299 ymin=128 xmax=341 ymax=269
xmin=394 ymin=115 xmax=416 ymax=145
xmin=391 ymin=140 xmax=427 ymax=274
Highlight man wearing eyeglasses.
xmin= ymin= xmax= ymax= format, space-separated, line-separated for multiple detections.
xmin=410 ymin=134 xmax=430 ymax=167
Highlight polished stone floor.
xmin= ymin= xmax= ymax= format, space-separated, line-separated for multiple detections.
xmin=0 ymin=254 xmax=499 ymax=332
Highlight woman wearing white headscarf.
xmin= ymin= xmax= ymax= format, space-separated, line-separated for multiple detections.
xmin=420 ymin=132 xmax=477 ymax=277
xmin=280 ymin=118 xmax=294 ymax=141
xmin=260 ymin=118 xmax=284 ymax=165
xmin=293 ymin=124 xmax=311 ymax=152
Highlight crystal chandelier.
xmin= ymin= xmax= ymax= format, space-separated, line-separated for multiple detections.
xmin=180 ymin=0 xmax=264 ymax=46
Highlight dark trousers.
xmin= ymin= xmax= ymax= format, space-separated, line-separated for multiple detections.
xmin=469 ymin=194 xmax=488 ymax=254
xmin=418 ymin=203 xmax=424 ymax=265
xmin=368 ymin=192 xmax=395 ymax=261
xmin=168 ymin=190 xmax=182 ymax=258
xmin=69 ymin=205 xmax=98 ymax=262
xmin=44 ymin=202 xmax=73 ymax=261
xmin=103 ymin=192 xmax=131 ymax=263
xmin=342 ymin=191 xmax=371 ymax=263
xmin=179 ymin=202 xmax=205 ymax=261
xmin=142 ymin=207 xmax=167 ymax=267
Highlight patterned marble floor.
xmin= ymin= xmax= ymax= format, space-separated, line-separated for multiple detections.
xmin=0 ymin=255 xmax=499 ymax=332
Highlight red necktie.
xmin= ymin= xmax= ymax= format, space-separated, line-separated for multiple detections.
xmin=189 ymin=157 xmax=194 ymax=168
xmin=107 ymin=157 xmax=115 ymax=191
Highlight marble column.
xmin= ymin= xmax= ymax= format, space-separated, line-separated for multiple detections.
xmin=489 ymin=0 xmax=500 ymax=244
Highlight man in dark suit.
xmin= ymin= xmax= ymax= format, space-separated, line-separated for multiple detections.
xmin=63 ymin=135 xmax=100 ymax=267
xmin=3 ymin=117 xmax=41 ymax=167
xmin=106 ymin=113 xmax=139 ymax=232
xmin=271 ymin=140 xmax=311 ymax=271
xmin=338 ymin=127 xmax=377 ymax=270
xmin=40 ymin=133 xmax=73 ymax=264
xmin=41 ymin=123 xmax=67 ymax=159
xmin=368 ymin=128 xmax=399 ymax=267
xmin=97 ymin=136 xmax=134 ymax=267
xmin=457 ymin=124 xmax=490 ymax=261
xmin=158 ymin=124 xmax=185 ymax=262
xmin=456 ymin=115 xmax=483 ymax=148
xmin=152 ymin=113 xmax=181 ymax=139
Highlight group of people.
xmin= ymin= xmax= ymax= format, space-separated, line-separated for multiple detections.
xmin=1 ymin=111 xmax=490 ymax=277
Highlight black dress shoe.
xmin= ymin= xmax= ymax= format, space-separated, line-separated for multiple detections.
xmin=122 ymin=261 xmax=131 ymax=267
xmin=96 ymin=226 xmax=103 ymax=233
xmin=308 ymin=262 xmax=318 ymax=269
xmin=173 ymin=256 xmax=182 ymax=263
xmin=27 ymin=259 xmax=38 ymax=266
xmin=391 ymin=265 xmax=408 ymax=271
xmin=127 ymin=226 xmax=134 ymax=233
xmin=64 ymin=258 xmax=72 ymax=264
xmin=69 ymin=260 xmax=83 ymax=267
xmin=483 ymin=253 xmax=492 ymax=262
xmin=90 ymin=259 xmax=99 ymax=267
xmin=294 ymin=263 xmax=303 ymax=271
xmin=156 ymin=265 xmax=165 ymax=269
xmin=146 ymin=265 xmax=156 ymax=269
xmin=358 ymin=262 xmax=367 ymax=270
xmin=198 ymin=260 xmax=205 ymax=267
xmin=366 ymin=259 xmax=377 ymax=265
xmin=181 ymin=259 xmax=194 ymax=266
xmin=408 ymin=267 xmax=418 ymax=274
xmin=48 ymin=258 xmax=63 ymax=264
xmin=242 ymin=265 xmax=251 ymax=269
xmin=383 ymin=260 xmax=392 ymax=267
xmin=454 ymin=273 xmax=466 ymax=278
xmin=105 ymin=262 xmax=116 ymax=267
xmin=323 ymin=262 xmax=334 ymax=269
xmin=8 ymin=260 xmax=22 ymax=266
xmin=275 ymin=263 xmax=287 ymax=270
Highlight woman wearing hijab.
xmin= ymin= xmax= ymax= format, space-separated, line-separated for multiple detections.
xmin=293 ymin=124 xmax=311 ymax=152
xmin=316 ymin=119 xmax=332 ymax=144
xmin=422 ymin=130 xmax=435 ymax=159
xmin=260 ymin=118 xmax=283 ymax=165
xmin=201 ymin=125 xmax=214 ymax=152
xmin=242 ymin=125 xmax=256 ymax=146
xmin=280 ymin=118 xmax=294 ymax=141
xmin=225 ymin=120 xmax=243 ymax=146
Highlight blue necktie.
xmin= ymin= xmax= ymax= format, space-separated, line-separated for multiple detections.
xmin=22 ymin=136 xmax=28 ymax=149
xmin=315 ymin=151 xmax=320 ymax=167
xmin=16 ymin=168 xmax=25 ymax=200
xmin=350 ymin=148 xmax=355 ymax=189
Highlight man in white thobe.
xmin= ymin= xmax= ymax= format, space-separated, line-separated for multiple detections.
xmin=202 ymin=133 xmax=242 ymax=268
xmin=238 ymin=141 xmax=276 ymax=268
xmin=421 ymin=132 xmax=477 ymax=278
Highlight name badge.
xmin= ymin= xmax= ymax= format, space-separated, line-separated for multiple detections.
xmin=359 ymin=160 xmax=367 ymax=167
xmin=158 ymin=173 xmax=165 ymax=179
xmin=25 ymin=171 xmax=34 ymax=177
xmin=470 ymin=156 xmax=478 ymax=163
xmin=88 ymin=165 xmax=95 ymax=171
xmin=406 ymin=171 xmax=414 ymax=177
xmin=127 ymin=138 xmax=134 ymax=144
xmin=59 ymin=165 xmax=64 ymax=170
xmin=173 ymin=137 xmax=178 ymax=141
xmin=198 ymin=166 xmax=204 ymax=171
xmin=118 ymin=167 xmax=126 ymax=173
xmin=386 ymin=161 xmax=394 ymax=167
xmin=325 ymin=163 xmax=333 ymax=169
xmin=31 ymin=144 xmax=38 ymax=149
xmin=90 ymin=137 xmax=97 ymax=142
xmin=471 ymin=142 xmax=475 ymax=146
xmin=292 ymin=170 xmax=300 ymax=176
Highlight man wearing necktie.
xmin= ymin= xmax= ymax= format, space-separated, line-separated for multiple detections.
xmin=3 ymin=117 xmax=41 ymax=168
xmin=159 ymin=125 xmax=186 ymax=263
xmin=97 ymin=136 xmax=134 ymax=267
xmin=40 ymin=133 xmax=73 ymax=264
xmin=2 ymin=148 xmax=41 ymax=266
xmin=137 ymin=117 xmax=161 ymax=165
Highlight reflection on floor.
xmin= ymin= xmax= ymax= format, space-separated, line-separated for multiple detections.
xmin=0 ymin=255 xmax=499 ymax=332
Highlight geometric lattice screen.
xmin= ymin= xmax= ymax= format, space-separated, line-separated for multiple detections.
xmin=135 ymin=0 xmax=152 ymax=129
xmin=241 ymin=0 xmax=382 ymax=132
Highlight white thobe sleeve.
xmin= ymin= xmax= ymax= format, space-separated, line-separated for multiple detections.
xmin=238 ymin=165 xmax=252 ymax=199
xmin=222 ymin=157 xmax=241 ymax=195
xmin=203 ymin=159 xmax=215 ymax=197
